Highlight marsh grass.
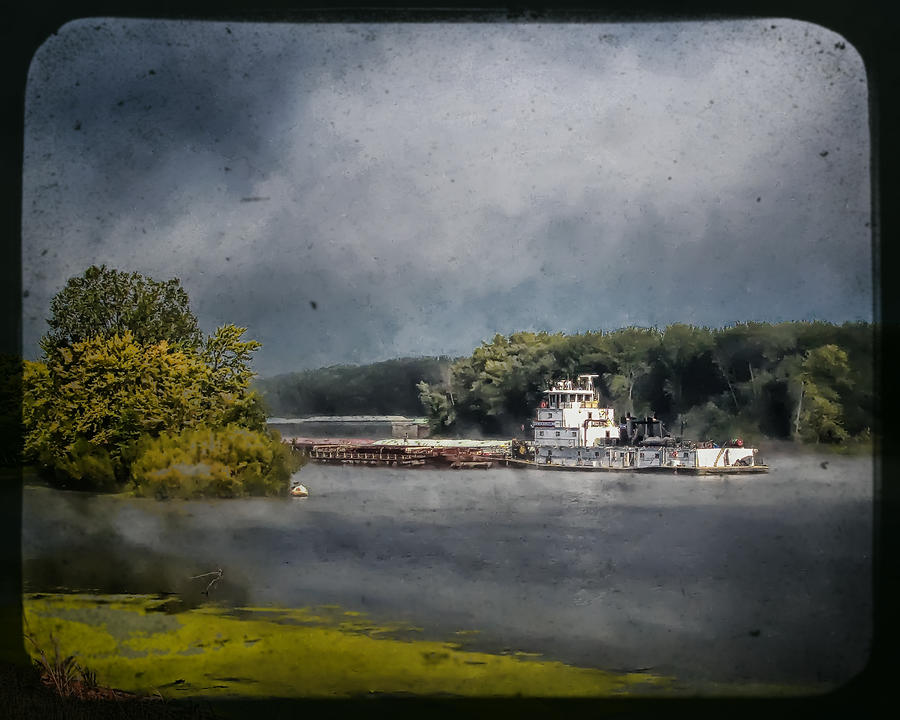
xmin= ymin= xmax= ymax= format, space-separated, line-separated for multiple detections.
xmin=21 ymin=593 xmax=833 ymax=700
xmin=24 ymin=630 xmax=153 ymax=702
xmin=23 ymin=593 xmax=671 ymax=699
xmin=26 ymin=632 xmax=91 ymax=697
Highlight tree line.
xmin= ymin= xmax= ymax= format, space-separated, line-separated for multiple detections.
xmin=416 ymin=322 xmax=875 ymax=445
xmin=17 ymin=265 xmax=302 ymax=496
xmin=254 ymin=357 xmax=454 ymax=417
xmin=17 ymin=267 xmax=871 ymax=495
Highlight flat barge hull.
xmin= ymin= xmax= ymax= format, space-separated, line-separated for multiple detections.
xmin=286 ymin=439 xmax=768 ymax=474
xmin=504 ymin=458 xmax=769 ymax=474
xmin=286 ymin=437 xmax=511 ymax=469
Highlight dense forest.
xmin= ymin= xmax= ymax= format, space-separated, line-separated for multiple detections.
xmin=416 ymin=322 xmax=874 ymax=444
xmin=254 ymin=357 xmax=454 ymax=416
xmin=259 ymin=321 xmax=875 ymax=446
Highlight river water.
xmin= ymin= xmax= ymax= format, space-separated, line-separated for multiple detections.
xmin=22 ymin=451 xmax=872 ymax=691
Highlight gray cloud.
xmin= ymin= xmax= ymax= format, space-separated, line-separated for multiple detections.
xmin=22 ymin=19 xmax=871 ymax=375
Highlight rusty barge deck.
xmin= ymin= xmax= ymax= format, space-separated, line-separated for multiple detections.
xmin=287 ymin=437 xmax=516 ymax=469
xmin=286 ymin=438 xmax=768 ymax=474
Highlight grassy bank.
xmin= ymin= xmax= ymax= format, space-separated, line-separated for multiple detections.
xmin=23 ymin=593 xmax=669 ymax=699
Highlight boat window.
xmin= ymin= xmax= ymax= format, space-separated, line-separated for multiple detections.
xmin=555 ymin=431 xmax=560 ymax=436
xmin=539 ymin=431 xmax=544 ymax=436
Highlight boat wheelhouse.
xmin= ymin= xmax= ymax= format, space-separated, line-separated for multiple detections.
xmin=533 ymin=375 xmax=618 ymax=450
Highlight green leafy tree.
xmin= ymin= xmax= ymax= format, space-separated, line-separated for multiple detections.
xmin=40 ymin=265 xmax=201 ymax=353
xmin=653 ymin=324 xmax=720 ymax=415
xmin=200 ymin=325 xmax=266 ymax=431
xmin=777 ymin=344 xmax=853 ymax=443
xmin=21 ymin=358 xmax=51 ymax=465
xmin=706 ymin=322 xmax=804 ymax=439
xmin=602 ymin=327 xmax=661 ymax=416
xmin=417 ymin=381 xmax=456 ymax=433
xmin=447 ymin=332 xmax=566 ymax=434
xmin=23 ymin=332 xmax=209 ymax=486
xmin=829 ymin=322 xmax=874 ymax=437
xmin=712 ymin=323 xmax=797 ymax=400
xmin=796 ymin=344 xmax=853 ymax=443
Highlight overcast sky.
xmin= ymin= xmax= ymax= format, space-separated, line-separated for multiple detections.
xmin=21 ymin=18 xmax=871 ymax=377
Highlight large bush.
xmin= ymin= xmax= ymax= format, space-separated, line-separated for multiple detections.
xmin=130 ymin=425 xmax=304 ymax=499
xmin=23 ymin=327 xmax=270 ymax=489
xmin=23 ymin=333 xmax=208 ymax=484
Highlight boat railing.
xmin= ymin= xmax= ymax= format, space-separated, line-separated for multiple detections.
xmin=549 ymin=401 xmax=602 ymax=410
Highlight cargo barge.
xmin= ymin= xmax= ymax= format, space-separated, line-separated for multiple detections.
xmin=285 ymin=373 xmax=767 ymax=474
xmin=286 ymin=437 xmax=517 ymax=469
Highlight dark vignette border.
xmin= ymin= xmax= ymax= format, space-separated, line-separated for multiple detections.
xmin=1 ymin=1 xmax=894 ymax=718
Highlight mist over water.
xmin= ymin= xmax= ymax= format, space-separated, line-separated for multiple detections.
xmin=23 ymin=452 xmax=872 ymax=687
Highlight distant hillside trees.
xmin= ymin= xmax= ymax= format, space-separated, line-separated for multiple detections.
xmin=255 ymin=357 xmax=455 ymax=417
xmin=22 ymin=266 xmax=299 ymax=495
xmin=416 ymin=322 xmax=874 ymax=444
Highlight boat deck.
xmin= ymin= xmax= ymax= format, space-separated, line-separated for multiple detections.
xmin=505 ymin=458 xmax=769 ymax=474
xmin=285 ymin=437 xmax=769 ymax=473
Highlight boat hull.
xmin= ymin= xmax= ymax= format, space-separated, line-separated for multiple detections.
xmin=506 ymin=458 xmax=768 ymax=474
xmin=285 ymin=437 xmax=769 ymax=473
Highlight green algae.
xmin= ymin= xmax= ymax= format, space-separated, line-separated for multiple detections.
xmin=23 ymin=593 xmax=670 ymax=699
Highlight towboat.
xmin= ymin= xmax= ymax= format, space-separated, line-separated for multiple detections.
xmin=528 ymin=375 xmax=767 ymax=474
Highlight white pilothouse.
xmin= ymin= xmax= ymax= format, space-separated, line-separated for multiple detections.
xmin=531 ymin=375 xmax=766 ymax=473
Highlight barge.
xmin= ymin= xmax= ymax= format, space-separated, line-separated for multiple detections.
xmin=284 ymin=374 xmax=767 ymax=474
xmin=286 ymin=436 xmax=516 ymax=469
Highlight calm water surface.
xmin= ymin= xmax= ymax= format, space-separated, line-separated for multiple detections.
xmin=22 ymin=451 xmax=872 ymax=688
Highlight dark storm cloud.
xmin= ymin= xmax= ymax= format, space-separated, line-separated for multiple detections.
xmin=22 ymin=19 xmax=871 ymax=375
xmin=26 ymin=20 xmax=376 ymax=182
